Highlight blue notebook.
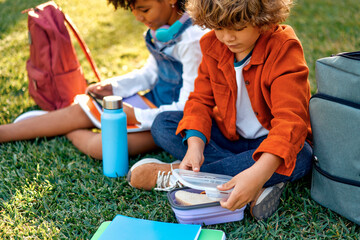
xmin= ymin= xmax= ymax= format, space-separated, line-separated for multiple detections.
xmin=122 ymin=94 xmax=151 ymax=110
xmin=98 ymin=215 xmax=201 ymax=240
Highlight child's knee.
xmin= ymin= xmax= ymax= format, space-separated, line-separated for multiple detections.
xmin=153 ymin=111 xmax=183 ymax=127
xmin=66 ymin=130 xmax=102 ymax=159
xmin=151 ymin=111 xmax=182 ymax=139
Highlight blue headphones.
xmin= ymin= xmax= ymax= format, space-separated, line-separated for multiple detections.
xmin=151 ymin=13 xmax=190 ymax=42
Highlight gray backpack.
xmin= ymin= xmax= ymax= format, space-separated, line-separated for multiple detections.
xmin=310 ymin=51 xmax=360 ymax=225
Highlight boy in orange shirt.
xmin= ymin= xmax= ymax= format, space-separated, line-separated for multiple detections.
xmin=128 ymin=0 xmax=313 ymax=220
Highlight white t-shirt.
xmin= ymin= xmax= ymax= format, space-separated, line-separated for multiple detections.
xmin=104 ymin=25 xmax=209 ymax=129
xmin=234 ymin=56 xmax=269 ymax=139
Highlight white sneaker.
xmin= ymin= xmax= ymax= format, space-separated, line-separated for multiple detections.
xmin=13 ymin=110 xmax=48 ymax=123
xmin=127 ymin=158 xmax=182 ymax=191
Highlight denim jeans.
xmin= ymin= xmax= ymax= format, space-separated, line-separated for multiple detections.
xmin=151 ymin=111 xmax=313 ymax=187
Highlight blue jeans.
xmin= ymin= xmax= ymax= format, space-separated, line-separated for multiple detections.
xmin=151 ymin=111 xmax=313 ymax=187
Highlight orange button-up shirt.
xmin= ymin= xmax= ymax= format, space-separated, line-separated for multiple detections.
xmin=176 ymin=25 xmax=312 ymax=176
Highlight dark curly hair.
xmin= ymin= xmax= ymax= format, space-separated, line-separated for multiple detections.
xmin=108 ymin=0 xmax=186 ymax=12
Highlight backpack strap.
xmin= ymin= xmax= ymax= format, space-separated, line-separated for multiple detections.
xmin=64 ymin=13 xmax=102 ymax=82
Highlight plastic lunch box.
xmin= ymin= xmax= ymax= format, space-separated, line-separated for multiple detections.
xmin=167 ymin=169 xmax=246 ymax=225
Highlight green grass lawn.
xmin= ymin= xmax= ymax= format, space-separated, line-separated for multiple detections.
xmin=1 ymin=0 xmax=359 ymax=239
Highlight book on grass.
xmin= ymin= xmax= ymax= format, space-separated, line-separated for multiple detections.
xmin=92 ymin=220 xmax=227 ymax=240
xmin=97 ymin=214 xmax=201 ymax=240
xmin=76 ymin=92 xmax=157 ymax=133
xmin=198 ymin=229 xmax=226 ymax=240
xmin=91 ymin=221 xmax=111 ymax=240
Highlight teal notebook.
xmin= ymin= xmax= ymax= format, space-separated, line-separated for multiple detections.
xmin=98 ymin=215 xmax=201 ymax=240
xmin=91 ymin=221 xmax=111 ymax=240
xmin=198 ymin=229 xmax=226 ymax=240
xmin=92 ymin=220 xmax=226 ymax=240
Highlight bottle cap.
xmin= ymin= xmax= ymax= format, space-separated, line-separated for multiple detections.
xmin=103 ymin=96 xmax=123 ymax=109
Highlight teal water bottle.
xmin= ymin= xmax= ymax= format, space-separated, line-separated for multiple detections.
xmin=101 ymin=96 xmax=128 ymax=177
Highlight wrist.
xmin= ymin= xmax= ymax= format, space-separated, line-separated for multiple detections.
xmin=187 ymin=136 xmax=205 ymax=151
xmin=252 ymin=153 xmax=283 ymax=182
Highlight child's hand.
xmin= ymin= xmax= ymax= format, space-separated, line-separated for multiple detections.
xmin=86 ymin=82 xmax=113 ymax=99
xmin=218 ymin=153 xmax=283 ymax=211
xmin=179 ymin=136 xmax=205 ymax=172
xmin=217 ymin=167 xmax=265 ymax=211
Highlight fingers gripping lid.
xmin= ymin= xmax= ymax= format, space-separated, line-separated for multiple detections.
xmin=172 ymin=169 xmax=233 ymax=200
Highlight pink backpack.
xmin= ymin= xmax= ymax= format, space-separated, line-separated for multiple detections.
xmin=23 ymin=1 xmax=101 ymax=110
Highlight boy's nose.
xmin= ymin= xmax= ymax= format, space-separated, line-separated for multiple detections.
xmin=223 ymin=32 xmax=236 ymax=42
xmin=136 ymin=15 xmax=145 ymax=22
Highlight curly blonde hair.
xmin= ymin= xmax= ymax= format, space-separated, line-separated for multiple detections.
xmin=186 ymin=0 xmax=293 ymax=32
